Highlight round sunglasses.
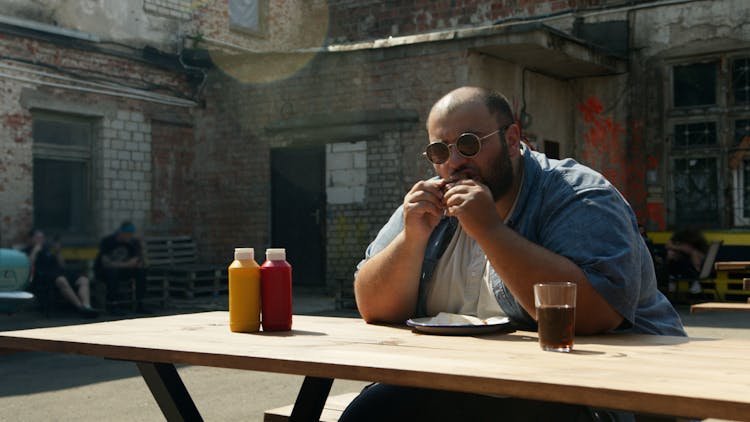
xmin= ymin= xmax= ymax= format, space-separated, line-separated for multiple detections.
xmin=423 ymin=126 xmax=508 ymax=164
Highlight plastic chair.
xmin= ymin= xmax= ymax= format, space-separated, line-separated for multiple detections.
xmin=0 ymin=249 xmax=34 ymax=314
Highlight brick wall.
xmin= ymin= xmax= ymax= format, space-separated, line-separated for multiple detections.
xmin=144 ymin=0 xmax=192 ymax=21
xmin=189 ymin=0 xmax=329 ymax=50
xmin=0 ymin=77 xmax=33 ymax=246
xmin=150 ymin=120 xmax=195 ymax=235
xmin=98 ymin=110 xmax=152 ymax=235
xmin=194 ymin=43 xmax=465 ymax=287
xmin=191 ymin=72 xmax=271 ymax=263
xmin=0 ymin=31 xmax=193 ymax=246
xmin=326 ymin=141 xmax=367 ymax=205
xmin=325 ymin=0 xmax=608 ymax=42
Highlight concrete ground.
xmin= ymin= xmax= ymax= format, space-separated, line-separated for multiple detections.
xmin=0 ymin=295 xmax=748 ymax=421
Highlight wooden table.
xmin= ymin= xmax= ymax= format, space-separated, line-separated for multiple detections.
xmin=690 ymin=302 xmax=750 ymax=313
xmin=711 ymin=262 xmax=750 ymax=302
xmin=0 ymin=312 xmax=749 ymax=421
xmin=715 ymin=261 xmax=750 ymax=271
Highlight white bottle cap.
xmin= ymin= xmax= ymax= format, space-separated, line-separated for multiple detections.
xmin=234 ymin=248 xmax=254 ymax=261
xmin=266 ymin=248 xmax=286 ymax=261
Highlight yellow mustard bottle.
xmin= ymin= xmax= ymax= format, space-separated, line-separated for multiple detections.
xmin=229 ymin=247 xmax=261 ymax=332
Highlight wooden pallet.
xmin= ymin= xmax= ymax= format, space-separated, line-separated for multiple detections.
xmin=144 ymin=236 xmax=225 ymax=300
xmin=335 ymin=277 xmax=356 ymax=310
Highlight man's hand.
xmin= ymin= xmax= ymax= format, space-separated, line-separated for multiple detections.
xmin=443 ymin=179 xmax=502 ymax=239
xmin=403 ymin=179 xmax=446 ymax=240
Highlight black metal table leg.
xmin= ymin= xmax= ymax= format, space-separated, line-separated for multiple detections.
xmin=289 ymin=376 xmax=334 ymax=422
xmin=136 ymin=361 xmax=203 ymax=422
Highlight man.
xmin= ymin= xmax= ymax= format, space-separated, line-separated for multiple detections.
xmin=343 ymin=87 xmax=684 ymax=421
xmin=95 ymin=221 xmax=150 ymax=314
xmin=24 ymin=229 xmax=98 ymax=318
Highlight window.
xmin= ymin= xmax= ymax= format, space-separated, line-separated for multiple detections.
xmin=731 ymin=159 xmax=750 ymax=225
xmin=32 ymin=113 xmax=94 ymax=237
xmin=229 ymin=0 xmax=264 ymax=34
xmin=666 ymin=54 xmax=750 ymax=228
xmin=672 ymin=157 xmax=719 ymax=226
xmin=673 ymin=122 xmax=717 ymax=148
xmin=732 ymin=57 xmax=750 ymax=104
xmin=673 ymin=61 xmax=717 ymax=107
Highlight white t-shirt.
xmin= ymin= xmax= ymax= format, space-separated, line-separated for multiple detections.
xmin=423 ymin=225 xmax=505 ymax=319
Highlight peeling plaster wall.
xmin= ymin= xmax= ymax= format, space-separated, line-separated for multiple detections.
xmin=325 ymin=0 xmax=622 ymax=43
xmin=468 ymin=52 xmax=574 ymax=158
xmin=634 ymin=0 xmax=750 ymax=58
xmin=571 ymin=75 xmax=631 ymax=202
xmin=0 ymin=0 xmax=184 ymax=52
xmin=0 ymin=77 xmax=33 ymax=246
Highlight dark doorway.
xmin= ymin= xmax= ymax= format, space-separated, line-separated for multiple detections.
xmin=271 ymin=146 xmax=326 ymax=286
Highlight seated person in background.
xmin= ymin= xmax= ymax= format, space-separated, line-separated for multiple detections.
xmin=95 ymin=221 xmax=150 ymax=314
xmin=24 ymin=229 xmax=98 ymax=318
xmin=666 ymin=227 xmax=708 ymax=294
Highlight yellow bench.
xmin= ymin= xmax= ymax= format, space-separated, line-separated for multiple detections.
xmin=649 ymin=232 xmax=750 ymax=301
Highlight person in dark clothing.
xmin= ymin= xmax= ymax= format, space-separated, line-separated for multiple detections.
xmin=666 ymin=227 xmax=708 ymax=294
xmin=95 ymin=221 xmax=151 ymax=314
xmin=24 ymin=229 xmax=98 ymax=318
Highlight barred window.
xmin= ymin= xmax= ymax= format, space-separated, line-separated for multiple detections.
xmin=673 ymin=122 xmax=717 ymax=148
xmin=732 ymin=57 xmax=750 ymax=104
xmin=672 ymin=157 xmax=719 ymax=226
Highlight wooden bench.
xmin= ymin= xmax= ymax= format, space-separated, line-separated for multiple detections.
xmin=61 ymin=245 xmax=167 ymax=311
xmin=144 ymin=236 xmax=226 ymax=299
xmin=711 ymin=261 xmax=750 ymax=302
xmin=690 ymin=302 xmax=750 ymax=313
xmin=263 ymin=392 xmax=358 ymax=422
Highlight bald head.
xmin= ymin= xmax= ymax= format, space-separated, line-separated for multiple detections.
xmin=427 ymin=87 xmax=514 ymax=129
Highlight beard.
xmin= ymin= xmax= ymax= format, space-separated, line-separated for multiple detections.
xmin=482 ymin=140 xmax=515 ymax=200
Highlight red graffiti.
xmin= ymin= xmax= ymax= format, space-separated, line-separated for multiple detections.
xmin=628 ymin=120 xmax=648 ymax=224
xmin=579 ymin=96 xmax=604 ymax=122
xmin=578 ymin=96 xmax=626 ymax=188
xmin=647 ymin=202 xmax=666 ymax=231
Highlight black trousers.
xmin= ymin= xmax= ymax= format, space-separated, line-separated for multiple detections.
xmin=99 ymin=268 xmax=146 ymax=302
xmin=339 ymin=383 xmax=599 ymax=422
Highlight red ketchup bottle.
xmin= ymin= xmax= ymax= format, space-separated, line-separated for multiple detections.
xmin=260 ymin=248 xmax=293 ymax=331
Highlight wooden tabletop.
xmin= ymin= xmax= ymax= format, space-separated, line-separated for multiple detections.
xmin=0 ymin=312 xmax=748 ymax=420
xmin=715 ymin=261 xmax=750 ymax=271
xmin=690 ymin=302 xmax=750 ymax=313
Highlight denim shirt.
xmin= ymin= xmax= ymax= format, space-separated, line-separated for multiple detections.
xmin=358 ymin=145 xmax=686 ymax=337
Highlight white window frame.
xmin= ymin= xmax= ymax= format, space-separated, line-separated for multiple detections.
xmin=32 ymin=111 xmax=95 ymax=238
xmin=229 ymin=0 xmax=266 ymax=36
xmin=731 ymin=161 xmax=750 ymax=226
